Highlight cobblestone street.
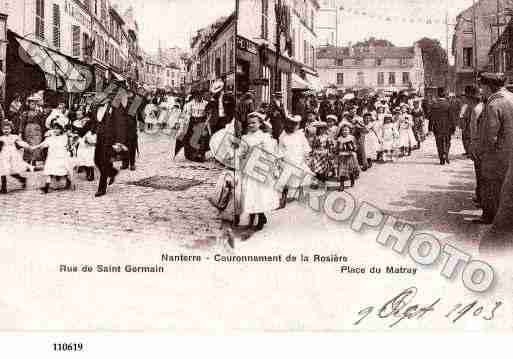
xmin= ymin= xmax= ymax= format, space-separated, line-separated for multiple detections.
xmin=0 ymin=132 xmax=225 ymax=247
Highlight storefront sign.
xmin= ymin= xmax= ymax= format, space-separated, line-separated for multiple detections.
xmin=252 ymin=78 xmax=269 ymax=86
xmin=237 ymin=36 xmax=258 ymax=55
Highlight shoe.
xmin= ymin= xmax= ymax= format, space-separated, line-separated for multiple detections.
xmin=130 ymin=165 xmax=136 ymax=171
xmin=440 ymin=159 xmax=445 ymax=165
xmin=255 ymin=214 xmax=267 ymax=231
xmin=246 ymin=214 xmax=256 ymax=229
xmin=471 ymin=218 xmax=492 ymax=225
xmin=95 ymin=190 xmax=106 ymax=197
xmin=0 ymin=187 xmax=6 ymax=194
xmin=445 ymin=157 xmax=450 ymax=164
xmin=64 ymin=178 xmax=72 ymax=190
xmin=40 ymin=184 xmax=49 ymax=194
xmin=108 ymin=169 xmax=119 ymax=185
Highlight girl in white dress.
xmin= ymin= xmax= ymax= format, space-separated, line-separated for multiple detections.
xmin=144 ymin=98 xmax=159 ymax=131
xmin=363 ymin=112 xmax=382 ymax=164
xmin=278 ymin=115 xmax=312 ymax=205
xmin=0 ymin=120 xmax=32 ymax=193
xmin=238 ymin=112 xmax=281 ymax=231
xmin=32 ymin=121 xmax=74 ymax=193
xmin=398 ymin=105 xmax=417 ymax=156
xmin=381 ymin=115 xmax=399 ymax=162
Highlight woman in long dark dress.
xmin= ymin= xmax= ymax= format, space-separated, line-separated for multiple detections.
xmin=18 ymin=96 xmax=45 ymax=167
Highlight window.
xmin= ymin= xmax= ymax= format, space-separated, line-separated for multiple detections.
xmin=83 ymin=32 xmax=90 ymax=60
xmin=388 ymin=72 xmax=396 ymax=85
xmin=399 ymin=58 xmax=409 ymax=66
xmin=84 ymin=0 xmax=91 ymax=11
xmin=36 ymin=0 xmax=45 ymax=40
xmin=72 ymin=25 xmax=81 ymax=57
xmin=222 ymin=43 xmax=227 ymax=74
xmin=101 ymin=0 xmax=107 ymax=20
xmin=229 ymin=37 xmax=234 ymax=71
xmin=262 ymin=0 xmax=269 ymax=40
xmin=52 ymin=4 xmax=60 ymax=49
xmin=336 ymin=58 xmax=343 ymax=66
xmin=463 ymin=47 xmax=473 ymax=68
xmin=95 ymin=0 xmax=98 ymax=15
xmin=304 ymin=39 xmax=308 ymax=64
xmin=337 ymin=72 xmax=344 ymax=85
xmin=377 ymin=72 xmax=384 ymax=85
xmin=357 ymin=71 xmax=364 ymax=85
xmin=376 ymin=58 xmax=382 ymax=66
xmin=402 ymin=72 xmax=410 ymax=84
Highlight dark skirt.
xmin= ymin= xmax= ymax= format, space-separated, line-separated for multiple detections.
xmin=337 ymin=152 xmax=360 ymax=179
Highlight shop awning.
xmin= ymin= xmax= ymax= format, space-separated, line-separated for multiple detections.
xmin=291 ymin=73 xmax=312 ymax=90
xmin=305 ymin=73 xmax=322 ymax=91
xmin=111 ymin=71 xmax=126 ymax=82
xmin=15 ymin=36 xmax=91 ymax=93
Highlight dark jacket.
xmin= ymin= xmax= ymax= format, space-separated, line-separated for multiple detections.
xmin=268 ymin=101 xmax=287 ymax=140
xmin=428 ymin=97 xmax=455 ymax=136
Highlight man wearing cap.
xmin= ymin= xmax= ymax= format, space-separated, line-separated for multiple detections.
xmin=428 ymin=87 xmax=456 ymax=165
xmin=475 ymin=72 xmax=513 ymax=225
xmin=268 ymin=92 xmax=287 ymax=140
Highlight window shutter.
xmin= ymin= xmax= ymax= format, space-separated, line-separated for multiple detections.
xmin=72 ymin=25 xmax=81 ymax=57
xmin=36 ymin=0 xmax=45 ymax=40
xmin=52 ymin=4 xmax=60 ymax=49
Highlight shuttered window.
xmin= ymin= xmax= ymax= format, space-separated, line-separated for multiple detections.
xmin=72 ymin=25 xmax=81 ymax=57
xmin=83 ymin=32 xmax=90 ymax=60
xmin=36 ymin=0 xmax=45 ymax=40
xmin=52 ymin=4 xmax=60 ymax=49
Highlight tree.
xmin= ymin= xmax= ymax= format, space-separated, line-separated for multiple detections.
xmin=416 ymin=37 xmax=449 ymax=88
xmin=354 ymin=37 xmax=395 ymax=48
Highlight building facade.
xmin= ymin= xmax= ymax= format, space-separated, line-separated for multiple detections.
xmin=237 ymin=0 xmax=320 ymax=111
xmin=0 ymin=0 xmax=141 ymax=97
xmin=489 ymin=18 xmax=513 ymax=81
xmin=317 ymin=0 xmax=338 ymax=47
xmin=452 ymin=0 xmax=511 ymax=94
xmin=316 ymin=44 xmax=424 ymax=92
xmin=197 ymin=13 xmax=236 ymax=93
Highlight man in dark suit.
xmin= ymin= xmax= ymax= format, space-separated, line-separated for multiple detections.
xmin=268 ymin=92 xmax=287 ymax=140
xmin=428 ymin=87 xmax=456 ymax=165
xmin=93 ymin=92 xmax=126 ymax=197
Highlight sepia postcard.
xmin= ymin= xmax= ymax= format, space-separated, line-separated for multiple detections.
xmin=0 ymin=0 xmax=512 ymax=348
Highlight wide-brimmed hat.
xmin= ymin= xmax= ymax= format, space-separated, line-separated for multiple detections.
xmin=286 ymin=115 xmax=302 ymax=123
xmin=1 ymin=119 xmax=13 ymax=128
xmin=326 ymin=114 xmax=338 ymax=121
xmin=210 ymin=79 xmax=224 ymax=94
xmin=247 ymin=111 xmax=266 ymax=121
xmin=339 ymin=120 xmax=354 ymax=129
xmin=478 ymin=72 xmax=506 ymax=87
xmin=310 ymin=120 xmax=328 ymax=128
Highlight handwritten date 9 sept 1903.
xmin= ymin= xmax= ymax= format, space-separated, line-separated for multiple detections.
xmin=354 ymin=287 xmax=503 ymax=328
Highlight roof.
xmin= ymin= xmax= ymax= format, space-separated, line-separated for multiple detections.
xmin=317 ymin=46 xmax=415 ymax=59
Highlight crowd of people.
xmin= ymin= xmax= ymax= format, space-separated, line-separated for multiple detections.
xmin=2 ymin=73 xmax=513 ymax=249
xmin=210 ymin=87 xmax=430 ymax=232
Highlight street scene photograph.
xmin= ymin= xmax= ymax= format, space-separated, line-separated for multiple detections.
xmin=0 ymin=0 xmax=512 ymax=335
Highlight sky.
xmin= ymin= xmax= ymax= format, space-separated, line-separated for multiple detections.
xmin=114 ymin=0 xmax=236 ymax=52
xmin=116 ymin=0 xmax=493 ymax=59
xmin=336 ymin=0 xmax=475 ymax=53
